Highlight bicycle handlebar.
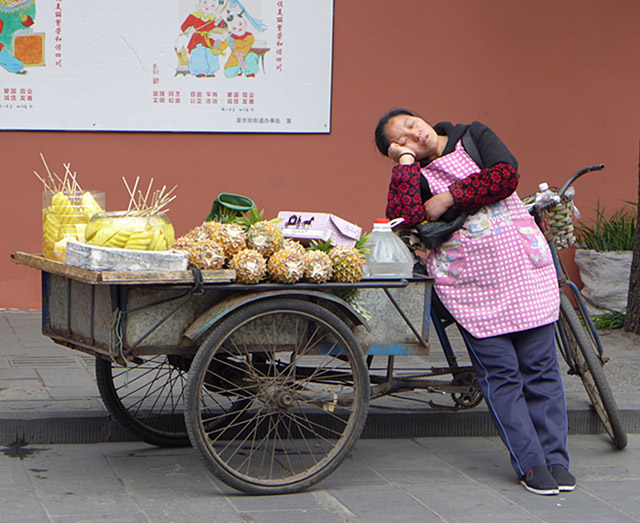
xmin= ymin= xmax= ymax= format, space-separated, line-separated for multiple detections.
xmin=557 ymin=163 xmax=605 ymax=198
xmin=529 ymin=163 xmax=605 ymax=215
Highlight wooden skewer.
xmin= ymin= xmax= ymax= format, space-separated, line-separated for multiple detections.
xmin=33 ymin=170 xmax=51 ymax=192
xmin=64 ymin=163 xmax=81 ymax=195
xmin=154 ymin=195 xmax=177 ymax=215
xmin=122 ymin=177 xmax=136 ymax=213
xmin=131 ymin=177 xmax=140 ymax=212
xmin=39 ymin=153 xmax=58 ymax=193
xmin=142 ymin=178 xmax=154 ymax=210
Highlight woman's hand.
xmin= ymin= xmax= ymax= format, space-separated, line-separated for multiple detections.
xmin=424 ymin=192 xmax=454 ymax=221
xmin=388 ymin=143 xmax=416 ymax=165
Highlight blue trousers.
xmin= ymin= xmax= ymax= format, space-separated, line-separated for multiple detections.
xmin=189 ymin=44 xmax=220 ymax=77
xmin=461 ymin=323 xmax=570 ymax=477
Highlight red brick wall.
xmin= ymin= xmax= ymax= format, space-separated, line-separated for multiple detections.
xmin=2 ymin=0 xmax=639 ymax=308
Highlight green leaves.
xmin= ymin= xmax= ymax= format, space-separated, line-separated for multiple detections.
xmin=575 ymin=202 xmax=637 ymax=252
xmin=590 ymin=311 xmax=626 ymax=330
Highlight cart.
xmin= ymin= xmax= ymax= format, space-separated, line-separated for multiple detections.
xmin=12 ymin=252 xmax=447 ymax=495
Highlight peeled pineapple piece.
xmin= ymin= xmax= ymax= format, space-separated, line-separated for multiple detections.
xmin=52 ymin=237 xmax=72 ymax=263
xmin=85 ymin=211 xmax=174 ymax=251
xmin=81 ymin=191 xmax=104 ymax=220
xmin=42 ymin=190 xmax=105 ymax=260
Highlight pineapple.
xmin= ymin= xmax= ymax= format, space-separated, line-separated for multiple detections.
xmin=281 ymin=239 xmax=306 ymax=255
xmin=268 ymin=247 xmax=305 ymax=283
xmin=173 ymin=237 xmax=225 ymax=269
xmin=182 ymin=221 xmax=247 ymax=263
xmin=216 ymin=223 xmax=247 ymax=259
xmin=243 ymin=207 xmax=284 ymax=257
xmin=200 ymin=220 xmax=223 ymax=239
xmin=230 ymin=248 xmax=266 ymax=284
xmin=182 ymin=224 xmax=209 ymax=243
xmin=193 ymin=240 xmax=225 ymax=269
xmin=328 ymin=233 xmax=371 ymax=283
xmin=303 ymin=250 xmax=333 ymax=283
xmin=329 ymin=247 xmax=365 ymax=283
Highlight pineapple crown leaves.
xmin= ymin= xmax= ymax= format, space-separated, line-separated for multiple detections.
xmin=210 ymin=205 xmax=243 ymax=225
xmin=308 ymin=232 xmax=371 ymax=254
xmin=238 ymin=207 xmax=283 ymax=231
xmin=238 ymin=207 xmax=264 ymax=231
xmin=355 ymin=232 xmax=372 ymax=254
xmin=308 ymin=239 xmax=333 ymax=253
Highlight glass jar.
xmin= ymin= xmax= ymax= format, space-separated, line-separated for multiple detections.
xmin=85 ymin=211 xmax=175 ymax=251
xmin=42 ymin=190 xmax=105 ymax=261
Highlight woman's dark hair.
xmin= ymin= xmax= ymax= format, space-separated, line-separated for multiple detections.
xmin=374 ymin=108 xmax=414 ymax=156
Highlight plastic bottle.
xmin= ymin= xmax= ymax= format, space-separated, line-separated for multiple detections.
xmin=364 ymin=218 xmax=414 ymax=279
xmin=534 ymin=182 xmax=561 ymax=205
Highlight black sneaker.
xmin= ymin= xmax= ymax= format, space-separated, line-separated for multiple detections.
xmin=549 ymin=465 xmax=576 ymax=492
xmin=520 ymin=465 xmax=559 ymax=495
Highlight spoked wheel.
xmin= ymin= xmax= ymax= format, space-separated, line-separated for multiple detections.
xmin=96 ymin=355 xmax=191 ymax=447
xmin=556 ymin=293 xmax=627 ymax=449
xmin=184 ymin=299 xmax=370 ymax=495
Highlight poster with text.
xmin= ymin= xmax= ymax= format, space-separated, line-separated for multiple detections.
xmin=0 ymin=0 xmax=334 ymax=132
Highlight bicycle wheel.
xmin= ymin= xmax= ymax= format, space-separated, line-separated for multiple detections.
xmin=184 ymin=298 xmax=370 ymax=495
xmin=96 ymin=355 xmax=190 ymax=447
xmin=557 ymin=293 xmax=627 ymax=449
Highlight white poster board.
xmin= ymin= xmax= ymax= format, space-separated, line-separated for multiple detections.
xmin=0 ymin=0 xmax=333 ymax=132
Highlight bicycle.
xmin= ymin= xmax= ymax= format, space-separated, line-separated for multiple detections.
xmin=527 ymin=164 xmax=627 ymax=449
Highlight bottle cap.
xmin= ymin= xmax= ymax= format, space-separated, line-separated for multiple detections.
xmin=374 ymin=219 xmax=390 ymax=223
xmin=538 ymin=182 xmax=549 ymax=191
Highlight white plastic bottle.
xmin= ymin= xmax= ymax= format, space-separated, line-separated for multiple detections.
xmin=534 ymin=182 xmax=560 ymax=205
xmin=364 ymin=218 xmax=414 ymax=279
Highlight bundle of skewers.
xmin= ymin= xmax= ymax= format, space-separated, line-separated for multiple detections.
xmin=34 ymin=154 xmax=105 ymax=260
xmin=84 ymin=177 xmax=177 ymax=252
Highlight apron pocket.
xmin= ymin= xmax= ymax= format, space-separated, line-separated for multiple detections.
xmin=512 ymin=217 xmax=553 ymax=268
xmin=429 ymin=234 xmax=466 ymax=285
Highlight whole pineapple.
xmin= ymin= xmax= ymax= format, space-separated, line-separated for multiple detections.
xmin=174 ymin=237 xmax=225 ymax=270
xmin=247 ymin=221 xmax=283 ymax=257
xmin=182 ymin=224 xmax=209 ymax=242
xmin=304 ymin=250 xmax=333 ymax=283
xmin=230 ymin=248 xmax=267 ymax=284
xmin=268 ymin=247 xmax=305 ymax=283
xmin=213 ymin=222 xmax=247 ymax=260
xmin=186 ymin=221 xmax=247 ymax=263
xmin=241 ymin=207 xmax=284 ymax=257
xmin=329 ymin=247 xmax=365 ymax=283
xmin=193 ymin=240 xmax=225 ymax=269
xmin=281 ymin=239 xmax=306 ymax=255
xmin=329 ymin=234 xmax=371 ymax=283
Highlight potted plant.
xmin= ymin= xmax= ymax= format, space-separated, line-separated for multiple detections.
xmin=574 ymin=203 xmax=636 ymax=313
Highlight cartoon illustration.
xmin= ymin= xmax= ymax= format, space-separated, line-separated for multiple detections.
xmin=0 ymin=0 xmax=37 ymax=74
xmin=219 ymin=0 xmax=267 ymax=78
xmin=178 ymin=0 xmax=230 ymax=78
xmin=176 ymin=0 xmax=268 ymax=78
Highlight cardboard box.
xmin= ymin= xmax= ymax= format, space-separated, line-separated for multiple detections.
xmin=65 ymin=241 xmax=188 ymax=271
xmin=277 ymin=211 xmax=362 ymax=247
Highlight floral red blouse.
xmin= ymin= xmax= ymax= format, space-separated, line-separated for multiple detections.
xmin=385 ymin=162 xmax=519 ymax=227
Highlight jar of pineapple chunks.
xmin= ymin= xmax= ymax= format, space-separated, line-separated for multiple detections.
xmin=42 ymin=190 xmax=105 ymax=261
xmin=85 ymin=211 xmax=175 ymax=251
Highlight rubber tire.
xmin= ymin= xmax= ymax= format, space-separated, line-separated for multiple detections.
xmin=96 ymin=356 xmax=191 ymax=447
xmin=558 ymin=293 xmax=627 ymax=449
xmin=184 ymin=298 xmax=370 ymax=495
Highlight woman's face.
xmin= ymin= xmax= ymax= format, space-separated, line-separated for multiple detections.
xmin=385 ymin=114 xmax=440 ymax=161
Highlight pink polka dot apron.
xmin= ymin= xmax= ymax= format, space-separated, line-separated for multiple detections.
xmin=424 ymin=141 xmax=560 ymax=338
